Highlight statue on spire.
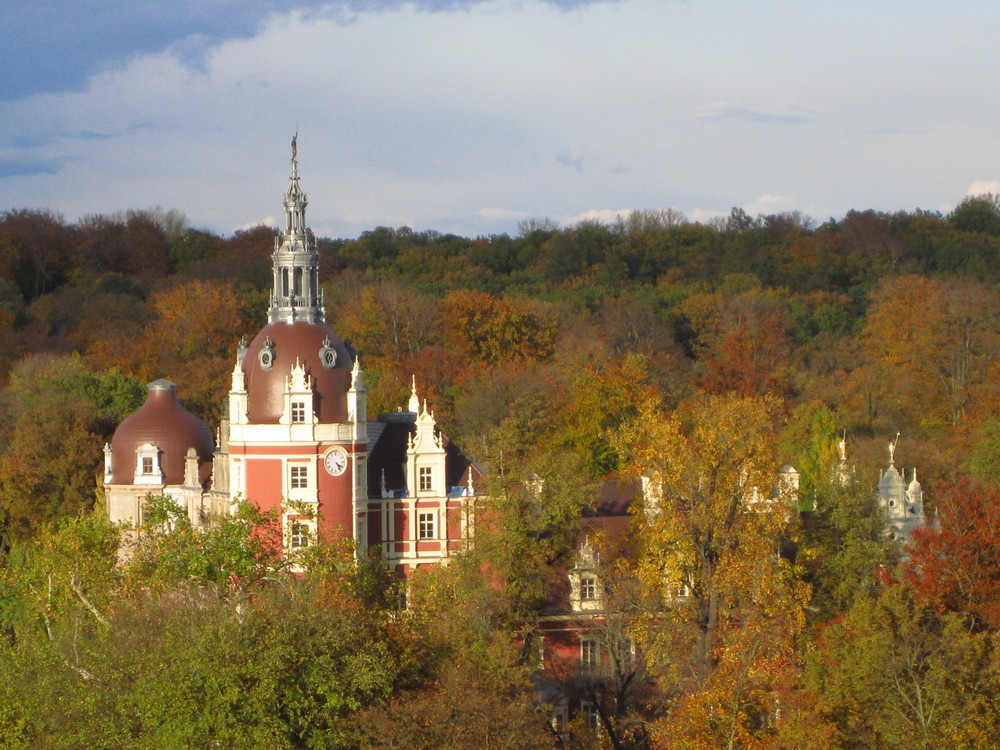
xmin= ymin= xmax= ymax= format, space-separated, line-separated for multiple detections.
xmin=291 ymin=132 xmax=298 ymax=162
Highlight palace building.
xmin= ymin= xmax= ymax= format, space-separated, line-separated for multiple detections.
xmin=103 ymin=144 xmax=482 ymax=575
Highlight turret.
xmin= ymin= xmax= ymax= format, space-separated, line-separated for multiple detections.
xmin=268 ymin=135 xmax=324 ymax=324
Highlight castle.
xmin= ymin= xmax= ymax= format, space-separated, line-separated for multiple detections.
xmin=103 ymin=143 xmax=482 ymax=575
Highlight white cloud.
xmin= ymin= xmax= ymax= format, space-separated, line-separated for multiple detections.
xmin=689 ymin=207 xmax=727 ymax=224
xmin=966 ymin=180 xmax=1000 ymax=197
xmin=745 ymin=194 xmax=796 ymax=215
xmin=233 ymin=215 xmax=275 ymax=232
xmin=3 ymin=0 xmax=1000 ymax=238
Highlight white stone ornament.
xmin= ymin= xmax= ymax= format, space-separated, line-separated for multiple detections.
xmin=324 ymin=447 xmax=348 ymax=476
xmin=258 ymin=337 xmax=275 ymax=370
xmin=319 ymin=336 xmax=337 ymax=369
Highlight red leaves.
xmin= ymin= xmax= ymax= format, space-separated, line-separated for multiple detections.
xmin=903 ymin=478 xmax=1000 ymax=629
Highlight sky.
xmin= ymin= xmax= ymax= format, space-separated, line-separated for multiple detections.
xmin=2 ymin=0 xmax=999 ymax=240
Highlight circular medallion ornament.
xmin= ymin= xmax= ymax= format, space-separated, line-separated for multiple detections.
xmin=323 ymin=447 xmax=348 ymax=476
xmin=258 ymin=337 xmax=275 ymax=370
xmin=319 ymin=336 xmax=337 ymax=369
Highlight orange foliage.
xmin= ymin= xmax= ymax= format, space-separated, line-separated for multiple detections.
xmin=904 ymin=478 xmax=1000 ymax=629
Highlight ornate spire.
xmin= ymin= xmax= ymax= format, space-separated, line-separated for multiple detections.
xmin=268 ymin=137 xmax=324 ymax=324
xmin=408 ymin=376 xmax=420 ymax=413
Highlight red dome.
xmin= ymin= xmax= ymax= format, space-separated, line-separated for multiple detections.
xmin=110 ymin=380 xmax=215 ymax=486
xmin=244 ymin=320 xmax=353 ymax=424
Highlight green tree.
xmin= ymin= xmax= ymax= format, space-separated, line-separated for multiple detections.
xmin=0 ymin=355 xmax=143 ymax=544
xmin=808 ymin=584 xmax=1000 ymax=749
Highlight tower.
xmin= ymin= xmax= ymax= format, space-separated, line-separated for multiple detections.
xmin=104 ymin=139 xmax=483 ymax=571
xmin=220 ymin=140 xmax=368 ymax=550
xmin=876 ymin=438 xmax=926 ymax=547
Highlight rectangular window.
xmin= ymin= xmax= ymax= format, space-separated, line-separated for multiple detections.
xmin=291 ymin=401 xmax=306 ymax=423
xmin=580 ymin=576 xmax=597 ymax=600
xmin=418 ymin=511 xmax=435 ymax=539
xmin=581 ymin=638 xmax=598 ymax=670
xmin=289 ymin=521 xmax=310 ymax=549
xmin=290 ymin=465 xmax=308 ymax=489
xmin=419 ymin=466 xmax=433 ymax=491
xmin=141 ymin=456 xmax=154 ymax=474
xmin=581 ymin=701 xmax=600 ymax=730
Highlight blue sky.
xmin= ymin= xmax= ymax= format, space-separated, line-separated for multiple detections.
xmin=2 ymin=0 xmax=999 ymax=239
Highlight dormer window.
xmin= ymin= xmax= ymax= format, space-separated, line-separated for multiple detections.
xmin=419 ymin=466 xmax=433 ymax=492
xmin=134 ymin=443 xmax=163 ymax=485
xmin=569 ymin=539 xmax=603 ymax=611
xmin=291 ymin=401 xmax=306 ymax=423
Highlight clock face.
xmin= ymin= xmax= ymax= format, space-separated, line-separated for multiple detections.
xmin=324 ymin=448 xmax=348 ymax=476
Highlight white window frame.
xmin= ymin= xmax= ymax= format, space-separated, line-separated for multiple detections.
xmin=580 ymin=576 xmax=597 ymax=600
xmin=134 ymin=443 xmax=163 ymax=485
xmin=290 ymin=400 xmax=306 ymax=423
xmin=419 ymin=466 xmax=433 ymax=492
xmin=290 ymin=464 xmax=308 ymax=489
xmin=581 ymin=700 xmax=600 ymax=730
xmin=289 ymin=520 xmax=311 ymax=549
xmin=418 ymin=511 xmax=436 ymax=539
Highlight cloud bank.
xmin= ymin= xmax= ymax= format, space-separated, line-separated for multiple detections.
xmin=1 ymin=0 xmax=999 ymax=238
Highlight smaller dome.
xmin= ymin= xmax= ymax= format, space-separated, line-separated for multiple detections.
xmin=109 ymin=380 xmax=214 ymax=486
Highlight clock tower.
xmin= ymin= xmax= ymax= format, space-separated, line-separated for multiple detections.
xmin=219 ymin=140 xmax=368 ymax=551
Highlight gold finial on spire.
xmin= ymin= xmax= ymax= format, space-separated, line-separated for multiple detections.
xmin=291 ymin=132 xmax=298 ymax=161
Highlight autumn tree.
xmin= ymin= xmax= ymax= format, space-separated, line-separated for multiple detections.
xmin=355 ymin=556 xmax=554 ymax=748
xmin=556 ymin=353 xmax=660 ymax=476
xmin=0 ymin=355 xmax=143 ymax=544
xmin=948 ymin=194 xmax=1000 ymax=235
xmin=861 ymin=275 xmax=1000 ymax=430
xmin=903 ymin=478 xmax=1000 ymax=630
xmin=0 ymin=209 xmax=74 ymax=302
xmin=0 ymin=503 xmax=420 ymax=749
xmin=807 ymin=584 xmax=1000 ymax=749
xmin=620 ymin=394 xmax=811 ymax=745
xmin=442 ymin=289 xmax=558 ymax=368
xmin=694 ymin=290 xmax=792 ymax=397
xmin=87 ymin=278 xmax=255 ymax=425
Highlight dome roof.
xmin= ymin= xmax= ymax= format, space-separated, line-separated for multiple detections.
xmin=110 ymin=380 xmax=215 ymax=486
xmin=244 ymin=320 xmax=353 ymax=424
xmin=879 ymin=466 xmax=905 ymax=490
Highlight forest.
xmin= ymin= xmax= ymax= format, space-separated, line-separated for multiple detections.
xmin=2 ymin=197 xmax=1000 ymax=747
